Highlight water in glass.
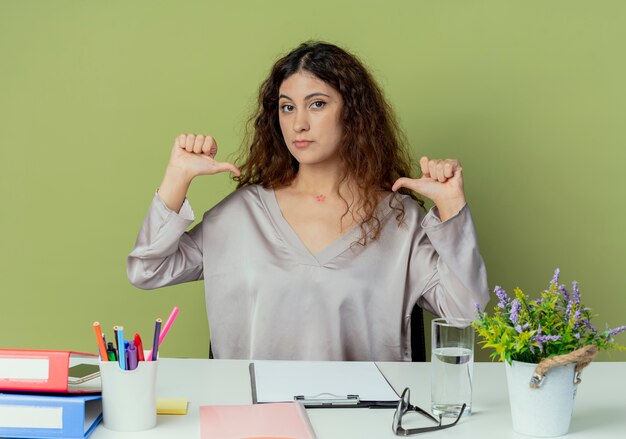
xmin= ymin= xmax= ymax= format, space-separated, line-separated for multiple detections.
xmin=431 ymin=346 xmax=473 ymax=417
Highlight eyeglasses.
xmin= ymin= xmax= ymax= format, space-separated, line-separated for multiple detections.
xmin=392 ymin=388 xmax=466 ymax=436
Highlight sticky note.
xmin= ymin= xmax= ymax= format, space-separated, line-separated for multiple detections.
xmin=157 ymin=398 xmax=189 ymax=415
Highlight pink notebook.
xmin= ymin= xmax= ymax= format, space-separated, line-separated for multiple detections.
xmin=200 ymin=402 xmax=316 ymax=439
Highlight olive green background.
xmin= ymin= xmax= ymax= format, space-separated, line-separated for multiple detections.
xmin=1 ymin=1 xmax=625 ymax=362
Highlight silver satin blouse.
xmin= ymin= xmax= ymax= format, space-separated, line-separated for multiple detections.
xmin=127 ymin=185 xmax=489 ymax=361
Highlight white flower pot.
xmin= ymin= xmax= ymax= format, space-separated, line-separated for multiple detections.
xmin=505 ymin=360 xmax=577 ymax=437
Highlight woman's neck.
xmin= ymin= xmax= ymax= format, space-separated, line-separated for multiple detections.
xmin=291 ymin=163 xmax=351 ymax=199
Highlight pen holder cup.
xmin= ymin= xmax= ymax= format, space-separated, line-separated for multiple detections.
xmin=99 ymin=360 xmax=158 ymax=431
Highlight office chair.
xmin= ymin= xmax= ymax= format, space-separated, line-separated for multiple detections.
xmin=410 ymin=305 xmax=427 ymax=362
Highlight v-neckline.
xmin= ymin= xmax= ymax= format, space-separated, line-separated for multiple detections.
xmin=257 ymin=186 xmax=394 ymax=266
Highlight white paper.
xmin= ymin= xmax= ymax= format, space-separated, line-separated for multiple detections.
xmin=252 ymin=361 xmax=399 ymax=404
xmin=0 ymin=405 xmax=63 ymax=429
xmin=0 ymin=358 xmax=49 ymax=381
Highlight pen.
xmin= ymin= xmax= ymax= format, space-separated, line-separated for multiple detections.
xmin=148 ymin=318 xmax=162 ymax=361
xmin=93 ymin=322 xmax=108 ymax=362
xmin=106 ymin=342 xmax=117 ymax=361
xmin=134 ymin=333 xmax=145 ymax=362
xmin=117 ymin=326 xmax=126 ymax=370
xmin=127 ymin=341 xmax=138 ymax=370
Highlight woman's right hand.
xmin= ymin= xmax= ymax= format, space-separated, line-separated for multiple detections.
xmin=157 ymin=134 xmax=240 ymax=213
xmin=167 ymin=134 xmax=240 ymax=179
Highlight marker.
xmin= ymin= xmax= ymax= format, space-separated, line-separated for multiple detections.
xmin=93 ymin=322 xmax=108 ymax=362
xmin=113 ymin=326 xmax=120 ymax=356
xmin=124 ymin=340 xmax=130 ymax=369
xmin=148 ymin=318 xmax=162 ymax=362
xmin=106 ymin=342 xmax=117 ymax=361
xmin=117 ymin=326 xmax=126 ymax=370
xmin=134 ymin=333 xmax=145 ymax=362
xmin=127 ymin=341 xmax=138 ymax=370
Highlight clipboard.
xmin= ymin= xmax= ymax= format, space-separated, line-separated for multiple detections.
xmin=249 ymin=361 xmax=399 ymax=408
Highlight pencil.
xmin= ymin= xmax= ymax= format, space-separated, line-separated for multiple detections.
xmin=117 ymin=326 xmax=126 ymax=370
xmin=93 ymin=322 xmax=108 ymax=361
xmin=148 ymin=318 xmax=162 ymax=362
xmin=158 ymin=306 xmax=180 ymax=347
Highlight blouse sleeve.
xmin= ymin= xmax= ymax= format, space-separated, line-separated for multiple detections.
xmin=126 ymin=193 xmax=204 ymax=289
xmin=412 ymin=203 xmax=490 ymax=320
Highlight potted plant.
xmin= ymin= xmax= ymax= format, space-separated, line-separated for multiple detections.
xmin=473 ymin=268 xmax=625 ymax=437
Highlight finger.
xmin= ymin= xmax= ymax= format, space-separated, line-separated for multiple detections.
xmin=184 ymin=134 xmax=195 ymax=152
xmin=193 ymin=135 xmax=205 ymax=153
xmin=443 ymin=161 xmax=454 ymax=179
xmin=428 ymin=159 xmax=440 ymax=181
xmin=392 ymin=177 xmax=417 ymax=192
xmin=419 ymin=156 xmax=430 ymax=178
xmin=436 ymin=161 xmax=446 ymax=182
xmin=451 ymin=160 xmax=462 ymax=174
xmin=212 ymin=161 xmax=241 ymax=176
xmin=175 ymin=134 xmax=187 ymax=149
xmin=202 ymin=136 xmax=218 ymax=158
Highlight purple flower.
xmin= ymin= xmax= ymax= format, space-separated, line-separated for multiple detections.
xmin=580 ymin=319 xmax=598 ymax=333
xmin=494 ymin=286 xmax=510 ymax=309
xmin=534 ymin=334 xmax=562 ymax=352
xmin=537 ymin=335 xmax=562 ymax=343
xmin=532 ymin=325 xmax=562 ymax=352
xmin=510 ymin=299 xmax=521 ymax=324
xmin=551 ymin=268 xmax=560 ymax=285
xmin=515 ymin=324 xmax=524 ymax=334
xmin=572 ymin=281 xmax=580 ymax=305
xmin=565 ymin=299 xmax=573 ymax=320
xmin=609 ymin=326 xmax=626 ymax=337
xmin=574 ymin=333 xmax=581 ymax=339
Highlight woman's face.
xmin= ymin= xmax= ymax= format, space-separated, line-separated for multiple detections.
xmin=278 ymin=71 xmax=344 ymax=168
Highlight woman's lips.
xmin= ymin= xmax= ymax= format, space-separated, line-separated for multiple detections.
xmin=293 ymin=140 xmax=313 ymax=148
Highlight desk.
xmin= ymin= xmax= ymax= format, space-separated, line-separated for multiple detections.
xmin=90 ymin=359 xmax=626 ymax=438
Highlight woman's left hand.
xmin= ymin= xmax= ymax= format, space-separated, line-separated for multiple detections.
xmin=392 ymin=156 xmax=466 ymax=221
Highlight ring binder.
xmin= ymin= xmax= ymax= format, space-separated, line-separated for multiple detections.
xmin=0 ymin=349 xmax=101 ymax=393
xmin=294 ymin=393 xmax=360 ymax=406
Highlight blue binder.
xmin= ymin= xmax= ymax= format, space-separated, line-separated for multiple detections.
xmin=0 ymin=393 xmax=102 ymax=439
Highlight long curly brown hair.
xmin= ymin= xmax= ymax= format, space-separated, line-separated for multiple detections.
xmin=235 ymin=41 xmax=423 ymax=243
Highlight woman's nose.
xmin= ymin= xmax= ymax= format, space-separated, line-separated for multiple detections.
xmin=293 ymin=110 xmax=309 ymax=132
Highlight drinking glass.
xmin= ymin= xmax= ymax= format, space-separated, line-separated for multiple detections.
xmin=431 ymin=317 xmax=474 ymax=418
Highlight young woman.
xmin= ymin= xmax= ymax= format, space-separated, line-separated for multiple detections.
xmin=127 ymin=42 xmax=489 ymax=361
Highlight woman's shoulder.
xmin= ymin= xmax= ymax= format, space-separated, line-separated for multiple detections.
xmin=202 ymin=184 xmax=266 ymax=219
xmin=386 ymin=191 xmax=426 ymax=216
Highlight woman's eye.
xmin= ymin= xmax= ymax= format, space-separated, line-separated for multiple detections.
xmin=311 ymin=101 xmax=326 ymax=109
xmin=280 ymin=104 xmax=295 ymax=113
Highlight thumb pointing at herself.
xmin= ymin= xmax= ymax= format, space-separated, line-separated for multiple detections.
xmin=392 ymin=156 xmax=466 ymax=221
